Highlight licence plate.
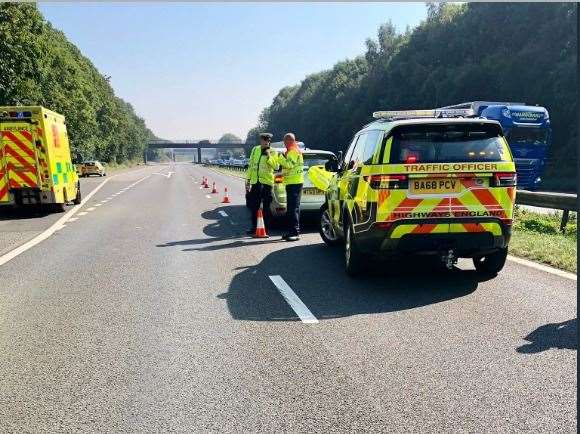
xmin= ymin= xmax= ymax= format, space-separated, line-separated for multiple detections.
xmin=303 ymin=187 xmax=323 ymax=195
xmin=410 ymin=178 xmax=461 ymax=194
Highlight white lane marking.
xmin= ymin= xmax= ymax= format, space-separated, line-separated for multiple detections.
xmin=77 ymin=212 xmax=88 ymax=216
xmin=507 ymin=255 xmax=576 ymax=281
xmin=68 ymin=217 xmax=78 ymax=222
xmin=268 ymin=275 xmax=318 ymax=324
xmin=100 ymin=200 xmax=108 ymax=203
xmin=95 ymin=204 xmax=102 ymax=207
xmin=206 ymin=195 xmax=212 ymax=199
xmin=0 ymin=176 xmax=111 ymax=267
xmin=0 ymin=173 xmax=153 ymax=267
xmin=86 ymin=207 xmax=96 ymax=212
xmin=218 ymin=211 xmax=228 ymax=217
xmin=152 ymin=171 xmax=174 ymax=178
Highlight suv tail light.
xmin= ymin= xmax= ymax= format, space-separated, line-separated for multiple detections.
xmin=364 ymin=174 xmax=408 ymax=190
xmin=274 ymin=175 xmax=284 ymax=184
xmin=492 ymin=172 xmax=517 ymax=187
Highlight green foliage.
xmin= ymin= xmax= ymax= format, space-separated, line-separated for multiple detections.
xmin=0 ymin=3 xmax=154 ymax=163
xmin=250 ymin=3 xmax=577 ymax=190
xmin=218 ymin=133 xmax=242 ymax=143
xmin=513 ymin=206 xmax=577 ymax=238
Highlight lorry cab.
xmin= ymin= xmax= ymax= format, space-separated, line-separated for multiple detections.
xmin=439 ymin=101 xmax=551 ymax=190
xmin=316 ymin=109 xmax=516 ymax=276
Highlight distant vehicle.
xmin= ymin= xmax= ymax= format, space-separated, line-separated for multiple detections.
xmin=0 ymin=106 xmax=81 ymax=212
xmin=245 ymin=149 xmax=338 ymax=217
xmin=79 ymin=160 xmax=107 ymax=177
xmin=316 ymin=109 xmax=516 ymax=276
xmin=439 ymin=101 xmax=551 ymax=190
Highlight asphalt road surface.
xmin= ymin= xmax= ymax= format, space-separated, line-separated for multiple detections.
xmin=0 ymin=163 xmax=576 ymax=432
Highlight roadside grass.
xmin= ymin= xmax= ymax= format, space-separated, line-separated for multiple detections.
xmin=105 ymin=160 xmax=146 ymax=173
xmin=511 ymin=206 xmax=577 ymax=273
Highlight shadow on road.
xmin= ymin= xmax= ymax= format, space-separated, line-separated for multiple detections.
xmin=217 ymin=243 xmax=483 ymax=322
xmin=0 ymin=205 xmax=51 ymax=221
xmin=156 ymin=204 xmax=320 ymax=249
xmin=517 ymin=318 xmax=577 ymax=354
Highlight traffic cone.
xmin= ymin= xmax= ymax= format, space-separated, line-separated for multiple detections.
xmin=204 ymin=177 xmax=210 ymax=188
xmin=211 ymin=182 xmax=218 ymax=194
xmin=221 ymin=187 xmax=231 ymax=203
xmin=253 ymin=207 xmax=269 ymax=238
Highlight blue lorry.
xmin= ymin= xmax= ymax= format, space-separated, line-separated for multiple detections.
xmin=439 ymin=101 xmax=551 ymax=190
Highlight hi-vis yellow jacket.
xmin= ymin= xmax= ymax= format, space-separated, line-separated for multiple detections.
xmin=246 ymin=145 xmax=279 ymax=186
xmin=278 ymin=148 xmax=304 ymax=185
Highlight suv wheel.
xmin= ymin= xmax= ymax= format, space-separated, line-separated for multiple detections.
xmin=319 ymin=204 xmax=340 ymax=246
xmin=473 ymin=248 xmax=508 ymax=275
xmin=345 ymin=224 xmax=364 ymax=277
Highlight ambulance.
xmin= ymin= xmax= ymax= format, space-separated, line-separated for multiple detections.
xmin=0 ymin=106 xmax=81 ymax=212
xmin=310 ymin=109 xmax=516 ymax=276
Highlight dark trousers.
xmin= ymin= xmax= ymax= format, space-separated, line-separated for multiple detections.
xmin=285 ymin=184 xmax=303 ymax=236
xmin=248 ymin=182 xmax=273 ymax=230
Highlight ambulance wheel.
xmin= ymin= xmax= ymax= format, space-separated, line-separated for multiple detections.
xmin=52 ymin=202 xmax=66 ymax=213
xmin=319 ymin=204 xmax=340 ymax=246
xmin=345 ymin=223 xmax=364 ymax=277
xmin=473 ymin=248 xmax=508 ymax=275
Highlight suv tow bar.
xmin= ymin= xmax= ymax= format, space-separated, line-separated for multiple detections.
xmin=441 ymin=250 xmax=458 ymax=270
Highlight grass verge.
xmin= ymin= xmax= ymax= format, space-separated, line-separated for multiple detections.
xmin=511 ymin=207 xmax=577 ymax=273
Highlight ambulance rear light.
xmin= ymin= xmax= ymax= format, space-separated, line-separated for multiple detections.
xmin=364 ymin=174 xmax=408 ymax=189
xmin=492 ymin=172 xmax=517 ymax=187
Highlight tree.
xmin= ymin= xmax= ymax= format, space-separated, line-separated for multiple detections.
xmin=218 ymin=133 xmax=242 ymax=143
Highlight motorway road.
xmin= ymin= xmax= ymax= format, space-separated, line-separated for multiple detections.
xmin=0 ymin=163 xmax=576 ymax=432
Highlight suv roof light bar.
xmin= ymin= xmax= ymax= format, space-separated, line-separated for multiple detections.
xmin=372 ymin=108 xmax=475 ymax=120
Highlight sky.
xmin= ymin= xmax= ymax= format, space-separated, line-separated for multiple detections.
xmin=39 ymin=2 xmax=427 ymax=141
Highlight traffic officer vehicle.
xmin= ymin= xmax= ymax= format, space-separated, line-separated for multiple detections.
xmin=245 ymin=148 xmax=338 ymax=217
xmin=315 ymin=109 xmax=516 ymax=276
xmin=0 ymin=106 xmax=81 ymax=212
xmin=79 ymin=160 xmax=106 ymax=177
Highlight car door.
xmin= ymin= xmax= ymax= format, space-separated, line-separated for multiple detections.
xmin=337 ymin=133 xmax=366 ymax=226
xmin=328 ymin=135 xmax=360 ymax=227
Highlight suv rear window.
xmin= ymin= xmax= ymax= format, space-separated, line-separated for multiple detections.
xmin=388 ymin=123 xmax=509 ymax=164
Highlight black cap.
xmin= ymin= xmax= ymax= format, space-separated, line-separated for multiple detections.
xmin=259 ymin=133 xmax=273 ymax=140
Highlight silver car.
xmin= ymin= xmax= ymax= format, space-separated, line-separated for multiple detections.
xmin=245 ymin=149 xmax=337 ymax=217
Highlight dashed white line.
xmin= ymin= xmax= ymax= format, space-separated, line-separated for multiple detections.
xmin=0 ymin=175 xmax=112 ymax=267
xmin=218 ymin=210 xmax=228 ymax=217
xmin=95 ymin=204 xmax=102 ymax=207
xmin=86 ymin=207 xmax=96 ymax=212
xmin=268 ymin=275 xmax=318 ymax=324
xmin=77 ymin=212 xmax=88 ymax=216
xmin=68 ymin=218 xmax=78 ymax=222
xmin=206 ymin=195 xmax=212 ymax=199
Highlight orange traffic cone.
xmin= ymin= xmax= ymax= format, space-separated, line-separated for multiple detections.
xmin=211 ymin=182 xmax=218 ymax=194
xmin=221 ymin=187 xmax=231 ymax=203
xmin=254 ymin=207 xmax=269 ymax=238
xmin=203 ymin=178 xmax=210 ymax=188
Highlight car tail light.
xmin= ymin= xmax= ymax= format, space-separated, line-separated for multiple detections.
xmin=363 ymin=174 xmax=408 ymax=189
xmin=274 ymin=175 xmax=284 ymax=184
xmin=492 ymin=172 xmax=517 ymax=187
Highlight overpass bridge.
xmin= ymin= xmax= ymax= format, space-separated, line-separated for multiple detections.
xmin=147 ymin=140 xmax=253 ymax=162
